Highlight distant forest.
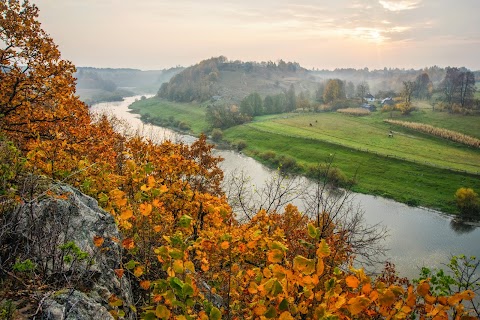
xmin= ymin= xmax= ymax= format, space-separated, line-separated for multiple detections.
xmin=157 ymin=56 xmax=479 ymax=105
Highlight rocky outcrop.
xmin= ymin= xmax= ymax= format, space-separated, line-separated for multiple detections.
xmin=14 ymin=184 xmax=133 ymax=319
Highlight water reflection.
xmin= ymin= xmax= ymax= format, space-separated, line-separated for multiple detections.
xmin=450 ymin=219 xmax=478 ymax=235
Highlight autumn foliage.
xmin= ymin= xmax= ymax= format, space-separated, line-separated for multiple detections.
xmin=0 ymin=1 xmax=478 ymax=319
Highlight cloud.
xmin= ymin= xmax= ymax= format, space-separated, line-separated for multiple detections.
xmin=379 ymin=0 xmax=421 ymax=11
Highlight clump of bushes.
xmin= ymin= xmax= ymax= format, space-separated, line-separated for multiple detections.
xmin=256 ymin=150 xmax=300 ymax=173
xmin=385 ymin=119 xmax=480 ymax=148
xmin=455 ymin=187 xmax=479 ymax=217
xmin=232 ymin=140 xmax=247 ymax=151
xmin=260 ymin=150 xmax=277 ymax=161
xmin=277 ymin=155 xmax=299 ymax=173
xmin=337 ymin=108 xmax=371 ymax=116
xmin=381 ymin=105 xmax=394 ymax=113
xmin=178 ymin=121 xmax=191 ymax=131
xmin=211 ymin=128 xmax=223 ymax=142
xmin=305 ymin=163 xmax=352 ymax=188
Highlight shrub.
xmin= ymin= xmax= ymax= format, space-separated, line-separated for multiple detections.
xmin=260 ymin=150 xmax=277 ymax=161
xmin=455 ymin=187 xmax=479 ymax=217
xmin=178 ymin=121 xmax=191 ymax=131
xmin=306 ymin=164 xmax=350 ymax=188
xmin=235 ymin=140 xmax=247 ymax=151
xmin=381 ymin=105 xmax=394 ymax=113
xmin=277 ymin=155 xmax=298 ymax=173
xmin=211 ymin=128 xmax=223 ymax=142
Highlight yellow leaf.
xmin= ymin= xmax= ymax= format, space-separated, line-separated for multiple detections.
xmin=93 ymin=236 xmax=104 ymax=248
xmin=220 ymin=241 xmax=230 ymax=249
xmin=253 ymin=305 xmax=266 ymax=316
xmin=278 ymin=311 xmax=294 ymax=320
xmin=139 ymin=203 xmax=152 ymax=216
xmin=184 ymin=261 xmax=195 ymax=273
xmin=447 ymin=290 xmax=474 ymax=306
xmin=155 ymin=304 xmax=170 ymax=319
xmin=335 ymin=295 xmax=347 ymax=309
xmin=160 ymin=185 xmax=168 ymax=193
xmin=267 ymin=249 xmax=284 ymax=263
xmin=153 ymin=225 xmax=162 ymax=232
xmin=346 ymin=275 xmax=360 ymax=289
xmin=263 ymin=267 xmax=272 ymax=279
xmin=248 ymin=281 xmax=258 ymax=294
xmin=293 ymin=255 xmax=315 ymax=275
xmin=173 ymin=260 xmax=184 ymax=274
xmin=140 ymin=280 xmax=151 ymax=290
xmin=134 ymin=266 xmax=144 ymax=277
xmin=153 ymin=199 xmax=163 ymax=208
xmin=316 ymin=239 xmax=331 ymax=258
xmin=126 ymin=160 xmax=136 ymax=171
xmin=316 ymin=258 xmax=325 ymax=276
xmin=378 ymin=289 xmax=396 ymax=307
xmin=115 ymin=197 xmax=127 ymax=207
xmin=348 ymin=296 xmax=371 ymax=315
xmin=120 ymin=209 xmax=133 ymax=220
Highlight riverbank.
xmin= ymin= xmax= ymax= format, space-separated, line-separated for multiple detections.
xmin=128 ymin=97 xmax=480 ymax=215
xmin=92 ymin=96 xmax=480 ymax=279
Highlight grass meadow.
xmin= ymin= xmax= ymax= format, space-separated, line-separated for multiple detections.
xmin=130 ymin=96 xmax=480 ymax=214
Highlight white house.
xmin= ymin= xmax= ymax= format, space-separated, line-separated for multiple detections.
xmin=365 ymin=93 xmax=375 ymax=102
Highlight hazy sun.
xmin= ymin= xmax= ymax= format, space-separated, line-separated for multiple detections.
xmin=369 ymin=30 xmax=383 ymax=43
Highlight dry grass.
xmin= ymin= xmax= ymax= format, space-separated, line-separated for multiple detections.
xmin=385 ymin=119 xmax=480 ymax=148
xmin=337 ymin=108 xmax=371 ymax=116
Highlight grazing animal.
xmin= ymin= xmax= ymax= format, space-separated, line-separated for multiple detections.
xmin=388 ymin=133 xmax=393 ymax=138
xmin=309 ymin=123 xmax=312 ymax=127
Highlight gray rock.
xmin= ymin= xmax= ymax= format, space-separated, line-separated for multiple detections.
xmin=15 ymin=184 xmax=133 ymax=319
xmin=39 ymin=290 xmax=113 ymax=320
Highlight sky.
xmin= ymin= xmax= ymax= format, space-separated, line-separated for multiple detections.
xmin=31 ymin=0 xmax=480 ymax=71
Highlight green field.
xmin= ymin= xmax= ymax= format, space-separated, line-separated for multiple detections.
xmin=128 ymin=97 xmax=209 ymax=133
xmin=130 ymin=97 xmax=480 ymax=214
xmin=248 ymin=112 xmax=480 ymax=173
xmin=224 ymin=124 xmax=480 ymax=214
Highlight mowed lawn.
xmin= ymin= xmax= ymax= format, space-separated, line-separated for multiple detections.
xmin=250 ymin=112 xmax=480 ymax=174
xmin=129 ymin=97 xmax=209 ymax=133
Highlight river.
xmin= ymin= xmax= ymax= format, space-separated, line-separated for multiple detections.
xmin=90 ymin=96 xmax=480 ymax=279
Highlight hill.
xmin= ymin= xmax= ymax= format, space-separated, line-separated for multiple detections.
xmin=157 ymin=56 xmax=319 ymax=104
xmin=76 ymin=66 xmax=183 ymax=105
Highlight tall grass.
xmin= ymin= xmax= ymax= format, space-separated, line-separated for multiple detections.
xmin=337 ymin=108 xmax=371 ymax=116
xmin=385 ymin=119 xmax=480 ymax=148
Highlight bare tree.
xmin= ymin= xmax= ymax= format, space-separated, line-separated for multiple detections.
xmin=301 ymin=162 xmax=388 ymax=267
xmin=356 ymin=81 xmax=370 ymax=103
xmin=223 ymin=168 xmax=306 ymax=222
xmin=223 ymin=160 xmax=388 ymax=267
